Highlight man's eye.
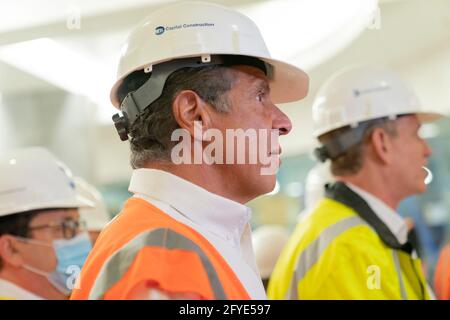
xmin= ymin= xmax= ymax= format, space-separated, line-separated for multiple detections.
xmin=257 ymin=92 xmax=265 ymax=102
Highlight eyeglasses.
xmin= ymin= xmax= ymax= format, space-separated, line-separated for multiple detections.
xmin=28 ymin=218 xmax=87 ymax=240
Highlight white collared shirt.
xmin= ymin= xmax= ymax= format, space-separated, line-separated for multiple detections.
xmin=346 ymin=183 xmax=408 ymax=245
xmin=0 ymin=279 xmax=43 ymax=300
xmin=128 ymin=168 xmax=267 ymax=299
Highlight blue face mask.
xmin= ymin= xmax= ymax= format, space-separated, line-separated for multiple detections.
xmin=18 ymin=232 xmax=92 ymax=296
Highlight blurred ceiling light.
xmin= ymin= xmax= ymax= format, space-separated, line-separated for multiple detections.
xmin=240 ymin=0 xmax=379 ymax=70
xmin=0 ymin=37 xmax=115 ymax=123
xmin=419 ymin=123 xmax=440 ymax=139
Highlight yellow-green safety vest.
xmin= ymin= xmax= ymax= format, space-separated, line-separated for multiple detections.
xmin=268 ymin=182 xmax=429 ymax=300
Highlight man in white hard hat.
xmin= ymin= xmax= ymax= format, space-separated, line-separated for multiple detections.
xmin=72 ymin=2 xmax=308 ymax=300
xmin=0 ymin=147 xmax=93 ymax=299
xmin=269 ymin=65 xmax=445 ymax=300
xmin=74 ymin=177 xmax=111 ymax=244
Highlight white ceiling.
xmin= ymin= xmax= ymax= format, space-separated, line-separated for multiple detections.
xmin=0 ymin=0 xmax=379 ymax=95
xmin=1 ymin=0 xmax=450 ymax=157
xmin=1 ymin=0 xmax=448 ymax=93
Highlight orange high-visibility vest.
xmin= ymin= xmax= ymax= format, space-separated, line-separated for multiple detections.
xmin=70 ymin=197 xmax=250 ymax=300
xmin=434 ymin=244 xmax=450 ymax=300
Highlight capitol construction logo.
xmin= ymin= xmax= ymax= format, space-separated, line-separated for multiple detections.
xmin=155 ymin=26 xmax=165 ymax=35
xmin=155 ymin=22 xmax=214 ymax=36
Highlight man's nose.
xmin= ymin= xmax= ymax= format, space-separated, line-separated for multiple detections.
xmin=272 ymin=106 xmax=292 ymax=136
xmin=423 ymin=139 xmax=432 ymax=158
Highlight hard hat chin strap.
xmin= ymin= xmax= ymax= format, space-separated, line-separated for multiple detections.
xmin=113 ymin=55 xmax=273 ymax=141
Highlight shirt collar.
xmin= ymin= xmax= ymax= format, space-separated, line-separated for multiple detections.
xmin=128 ymin=168 xmax=252 ymax=246
xmin=346 ymin=183 xmax=408 ymax=244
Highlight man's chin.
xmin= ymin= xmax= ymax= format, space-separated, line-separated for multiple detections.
xmin=253 ymin=174 xmax=277 ymax=196
xmin=416 ymin=181 xmax=428 ymax=194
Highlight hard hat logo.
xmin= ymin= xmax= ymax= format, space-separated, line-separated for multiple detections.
xmin=155 ymin=23 xmax=215 ymax=36
xmin=56 ymin=164 xmax=76 ymax=190
xmin=155 ymin=26 xmax=165 ymax=35
xmin=353 ymin=84 xmax=390 ymax=97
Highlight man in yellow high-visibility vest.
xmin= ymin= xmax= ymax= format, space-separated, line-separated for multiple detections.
xmin=269 ymin=65 xmax=445 ymax=300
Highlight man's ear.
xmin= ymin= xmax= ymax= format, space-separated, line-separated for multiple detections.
xmin=0 ymin=235 xmax=24 ymax=268
xmin=370 ymin=127 xmax=394 ymax=165
xmin=172 ymin=90 xmax=213 ymax=139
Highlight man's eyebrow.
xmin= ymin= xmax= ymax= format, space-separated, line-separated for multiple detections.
xmin=254 ymin=79 xmax=270 ymax=92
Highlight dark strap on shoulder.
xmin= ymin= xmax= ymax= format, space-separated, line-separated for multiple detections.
xmin=325 ymin=182 xmax=413 ymax=254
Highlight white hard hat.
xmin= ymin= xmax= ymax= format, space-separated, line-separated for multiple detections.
xmin=312 ymin=65 xmax=443 ymax=137
xmin=110 ymin=1 xmax=309 ymax=109
xmin=304 ymin=161 xmax=334 ymax=209
xmin=252 ymin=225 xmax=290 ymax=279
xmin=74 ymin=177 xmax=111 ymax=231
xmin=0 ymin=147 xmax=94 ymax=217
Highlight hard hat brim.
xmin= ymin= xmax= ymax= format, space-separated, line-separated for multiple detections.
xmin=110 ymin=54 xmax=309 ymax=108
xmin=261 ymin=56 xmax=309 ymax=104
xmin=314 ymin=110 xmax=446 ymax=137
xmin=417 ymin=111 xmax=446 ymax=123
xmin=0 ymin=195 xmax=95 ymax=218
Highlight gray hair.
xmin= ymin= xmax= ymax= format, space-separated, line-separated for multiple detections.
xmin=318 ymin=119 xmax=398 ymax=176
xmin=118 ymin=66 xmax=237 ymax=169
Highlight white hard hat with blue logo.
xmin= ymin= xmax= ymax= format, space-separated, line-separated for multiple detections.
xmin=312 ymin=65 xmax=443 ymax=137
xmin=312 ymin=65 xmax=445 ymax=162
xmin=0 ymin=147 xmax=94 ymax=217
xmin=110 ymin=1 xmax=309 ymax=141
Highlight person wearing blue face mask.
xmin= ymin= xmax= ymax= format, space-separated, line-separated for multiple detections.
xmin=0 ymin=147 xmax=94 ymax=300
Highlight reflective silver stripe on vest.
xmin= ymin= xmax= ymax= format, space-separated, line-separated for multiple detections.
xmin=392 ymin=250 xmax=407 ymax=300
xmin=285 ymin=216 xmax=368 ymax=299
xmin=88 ymin=228 xmax=227 ymax=300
